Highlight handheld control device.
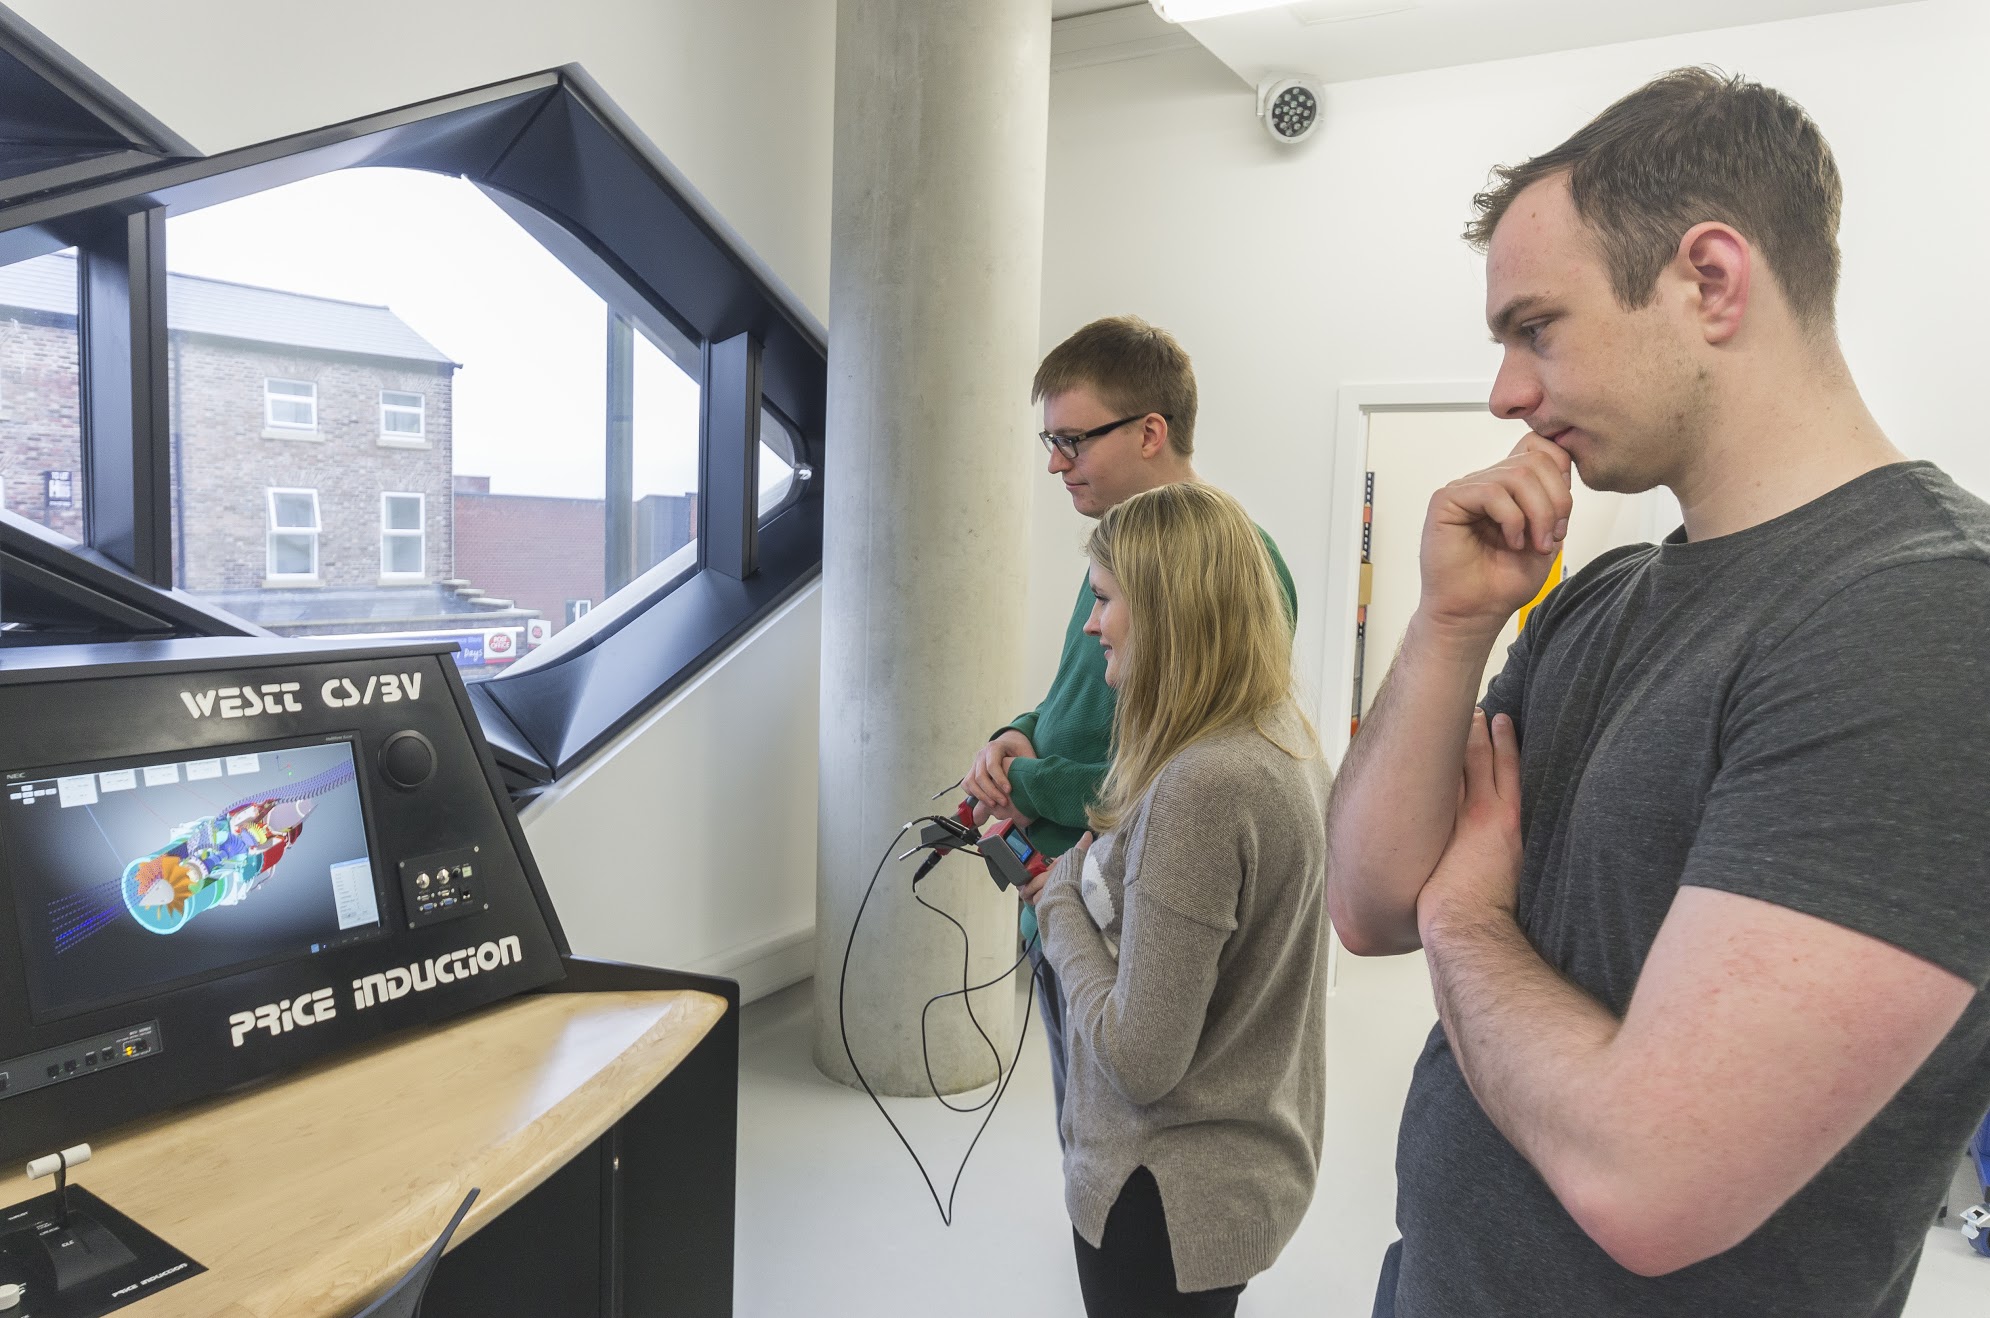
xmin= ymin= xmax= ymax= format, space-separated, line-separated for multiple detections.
xmin=911 ymin=798 xmax=1048 ymax=892
xmin=980 ymin=819 xmax=1049 ymax=892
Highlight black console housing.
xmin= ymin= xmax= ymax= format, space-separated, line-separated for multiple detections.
xmin=0 ymin=638 xmax=570 ymax=1164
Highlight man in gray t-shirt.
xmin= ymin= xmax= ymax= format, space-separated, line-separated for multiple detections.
xmin=1328 ymin=70 xmax=1990 ymax=1317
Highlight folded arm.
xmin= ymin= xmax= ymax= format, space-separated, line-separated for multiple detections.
xmin=1327 ymin=435 xmax=1570 ymax=956
xmin=1326 ymin=615 xmax=1501 ymax=954
xmin=1424 ymin=883 xmax=1972 ymax=1276
xmin=1422 ymin=669 xmax=1985 ymax=1277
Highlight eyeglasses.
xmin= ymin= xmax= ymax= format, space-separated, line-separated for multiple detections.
xmin=1037 ymin=413 xmax=1170 ymax=463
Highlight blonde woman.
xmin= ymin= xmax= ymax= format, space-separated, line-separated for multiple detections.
xmin=1032 ymin=482 xmax=1329 ymax=1317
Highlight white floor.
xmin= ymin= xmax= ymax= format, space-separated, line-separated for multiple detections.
xmin=735 ymin=979 xmax=1988 ymax=1316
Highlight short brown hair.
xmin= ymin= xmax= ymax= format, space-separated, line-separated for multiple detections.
xmin=1033 ymin=315 xmax=1198 ymax=457
xmin=1464 ymin=67 xmax=1843 ymax=330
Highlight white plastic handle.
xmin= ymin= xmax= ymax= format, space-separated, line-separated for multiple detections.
xmin=24 ymin=1143 xmax=91 ymax=1181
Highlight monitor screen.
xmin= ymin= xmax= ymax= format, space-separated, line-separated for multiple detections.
xmin=2 ymin=736 xmax=386 ymax=1022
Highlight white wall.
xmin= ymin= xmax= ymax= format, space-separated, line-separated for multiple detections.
xmin=1034 ymin=0 xmax=1990 ymax=708
xmin=7 ymin=0 xmax=839 ymax=997
xmin=521 ymin=588 xmax=823 ymax=1001
xmin=8 ymin=0 xmax=836 ymax=320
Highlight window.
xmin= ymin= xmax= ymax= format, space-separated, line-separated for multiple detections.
xmin=0 ymin=248 xmax=83 ymax=542
xmin=381 ymin=492 xmax=424 ymax=578
xmin=265 ymin=378 xmax=317 ymax=430
xmin=380 ymin=390 xmax=425 ymax=442
xmin=266 ymin=488 xmax=320 ymax=579
xmin=2 ymin=70 xmax=824 ymax=785
xmin=168 ymin=167 xmax=702 ymax=683
xmin=758 ymin=404 xmax=806 ymax=520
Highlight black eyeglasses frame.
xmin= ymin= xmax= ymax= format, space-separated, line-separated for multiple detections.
xmin=1037 ymin=412 xmax=1172 ymax=462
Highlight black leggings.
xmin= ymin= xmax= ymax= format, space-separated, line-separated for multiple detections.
xmin=1072 ymin=1167 xmax=1247 ymax=1317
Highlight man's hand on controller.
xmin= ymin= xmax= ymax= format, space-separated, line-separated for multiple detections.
xmin=1420 ymin=432 xmax=1573 ymax=639
xmin=965 ymin=730 xmax=1036 ymax=823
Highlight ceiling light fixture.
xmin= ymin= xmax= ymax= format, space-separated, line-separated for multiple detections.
xmin=1148 ymin=0 xmax=1292 ymax=22
xmin=1151 ymin=0 xmax=1419 ymax=21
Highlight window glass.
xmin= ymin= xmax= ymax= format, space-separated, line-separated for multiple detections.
xmin=265 ymin=378 xmax=317 ymax=429
xmin=758 ymin=405 xmax=802 ymax=520
xmin=267 ymin=488 xmax=320 ymax=578
xmin=166 ymin=168 xmax=702 ymax=679
xmin=381 ymin=492 xmax=424 ymax=577
xmin=380 ymin=390 xmax=424 ymax=440
xmin=0 ymin=249 xmax=83 ymax=542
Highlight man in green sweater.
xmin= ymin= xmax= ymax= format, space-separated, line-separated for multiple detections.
xmin=962 ymin=314 xmax=1298 ymax=1123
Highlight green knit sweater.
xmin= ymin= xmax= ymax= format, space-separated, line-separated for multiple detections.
xmin=1007 ymin=527 xmax=1298 ymax=940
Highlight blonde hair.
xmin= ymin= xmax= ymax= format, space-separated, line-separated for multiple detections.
xmin=1086 ymin=483 xmax=1314 ymax=833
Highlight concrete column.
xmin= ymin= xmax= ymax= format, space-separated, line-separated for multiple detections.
xmin=812 ymin=0 xmax=1051 ymax=1096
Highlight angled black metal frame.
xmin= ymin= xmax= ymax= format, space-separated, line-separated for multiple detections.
xmin=0 ymin=41 xmax=827 ymax=788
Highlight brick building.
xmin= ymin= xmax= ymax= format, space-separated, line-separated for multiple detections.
xmin=0 ymin=252 xmax=535 ymax=658
xmin=452 ymin=475 xmax=696 ymax=628
xmin=1 ymin=253 xmax=699 ymax=671
xmin=0 ymin=255 xmax=84 ymax=541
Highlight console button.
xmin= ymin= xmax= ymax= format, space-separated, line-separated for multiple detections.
xmin=379 ymin=730 xmax=437 ymax=791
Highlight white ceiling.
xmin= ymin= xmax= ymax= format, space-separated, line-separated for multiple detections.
xmin=1052 ymin=1 xmax=1139 ymax=16
xmin=1053 ymin=1 xmax=1926 ymax=85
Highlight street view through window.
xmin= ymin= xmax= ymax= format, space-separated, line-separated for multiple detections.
xmin=0 ymin=169 xmax=797 ymax=678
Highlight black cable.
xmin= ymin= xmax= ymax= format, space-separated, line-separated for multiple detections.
xmin=837 ymin=818 xmax=1040 ymax=1226
xmin=912 ymin=873 xmax=1035 ymax=1114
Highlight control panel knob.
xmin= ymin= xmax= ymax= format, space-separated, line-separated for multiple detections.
xmin=0 ymin=1281 xmax=20 ymax=1309
xmin=379 ymin=730 xmax=437 ymax=791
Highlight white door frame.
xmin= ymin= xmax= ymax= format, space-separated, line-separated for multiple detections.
xmin=1319 ymin=381 xmax=1494 ymax=770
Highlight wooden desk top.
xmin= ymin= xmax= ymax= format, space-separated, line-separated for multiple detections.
xmin=2 ymin=989 xmax=726 ymax=1318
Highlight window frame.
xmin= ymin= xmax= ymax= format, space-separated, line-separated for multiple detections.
xmin=379 ymin=490 xmax=425 ymax=581
xmin=0 ymin=64 xmax=826 ymax=791
xmin=0 ymin=10 xmax=198 ymax=208
xmin=378 ymin=389 xmax=425 ymax=444
xmin=265 ymin=486 xmax=321 ymax=582
xmin=264 ymin=377 xmax=318 ymax=432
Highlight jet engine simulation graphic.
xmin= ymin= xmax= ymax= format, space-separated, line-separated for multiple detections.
xmin=46 ymin=759 xmax=357 ymax=952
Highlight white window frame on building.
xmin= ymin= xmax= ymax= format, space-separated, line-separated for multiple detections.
xmin=266 ymin=487 xmax=321 ymax=581
xmin=264 ymin=378 xmax=318 ymax=434
xmin=378 ymin=389 xmax=425 ymax=445
xmin=380 ymin=491 xmax=425 ymax=581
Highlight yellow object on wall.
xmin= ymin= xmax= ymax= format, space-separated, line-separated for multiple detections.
xmin=1517 ymin=553 xmax=1562 ymax=632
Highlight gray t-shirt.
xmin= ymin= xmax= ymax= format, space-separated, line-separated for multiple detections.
xmin=1394 ymin=462 xmax=1990 ymax=1317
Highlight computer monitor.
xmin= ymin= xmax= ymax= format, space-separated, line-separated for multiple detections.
xmin=3 ymin=735 xmax=388 ymax=1024
xmin=0 ymin=638 xmax=569 ymax=1167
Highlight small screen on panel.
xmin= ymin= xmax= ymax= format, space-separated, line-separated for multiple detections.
xmin=2 ymin=736 xmax=385 ymax=1022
